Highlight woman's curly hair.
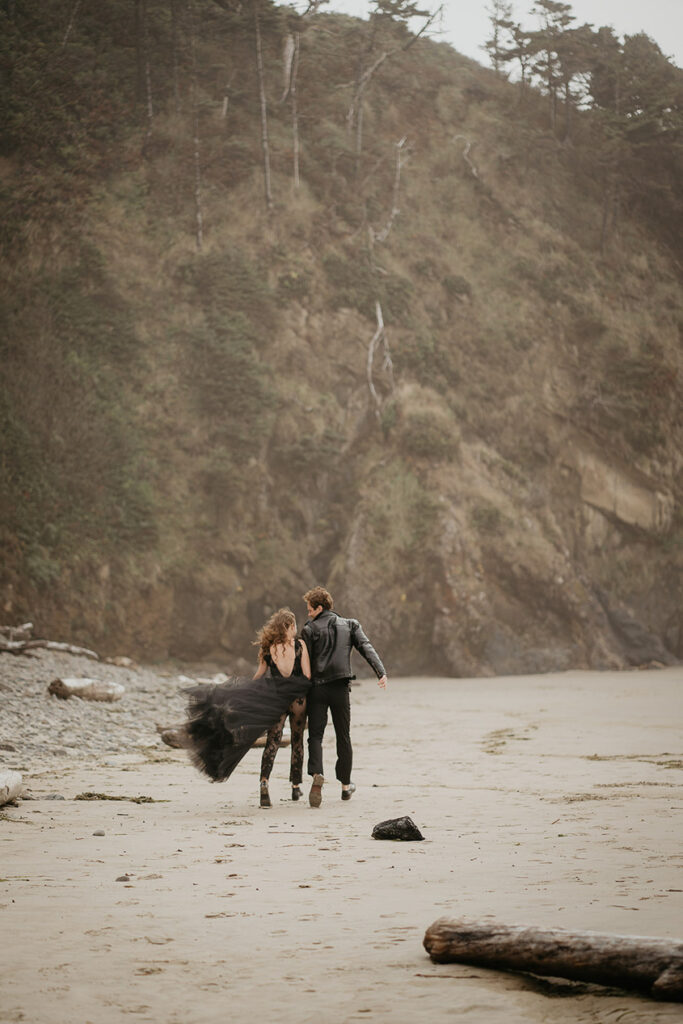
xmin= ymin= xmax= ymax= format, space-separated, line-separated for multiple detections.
xmin=253 ymin=607 xmax=297 ymax=661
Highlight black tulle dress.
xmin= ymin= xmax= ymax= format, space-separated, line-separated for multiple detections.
xmin=184 ymin=640 xmax=311 ymax=783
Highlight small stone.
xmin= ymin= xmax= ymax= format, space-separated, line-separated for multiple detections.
xmin=93 ymin=830 xmax=105 ymax=836
xmin=107 ymin=656 xmax=136 ymax=669
xmin=371 ymin=816 xmax=425 ymax=841
xmin=0 ymin=742 xmax=17 ymax=751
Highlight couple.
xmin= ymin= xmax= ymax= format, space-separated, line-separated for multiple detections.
xmin=185 ymin=586 xmax=387 ymax=808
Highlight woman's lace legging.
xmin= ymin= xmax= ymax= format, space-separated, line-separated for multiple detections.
xmin=260 ymin=696 xmax=307 ymax=785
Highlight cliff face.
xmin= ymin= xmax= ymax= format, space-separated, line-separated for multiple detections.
xmin=1 ymin=3 xmax=681 ymax=672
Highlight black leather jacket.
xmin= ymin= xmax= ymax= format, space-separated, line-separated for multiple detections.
xmin=301 ymin=610 xmax=385 ymax=685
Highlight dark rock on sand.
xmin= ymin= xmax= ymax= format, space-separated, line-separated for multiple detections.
xmin=372 ymin=816 xmax=424 ymax=841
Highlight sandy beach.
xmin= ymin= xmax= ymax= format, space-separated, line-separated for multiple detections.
xmin=2 ymin=663 xmax=683 ymax=1024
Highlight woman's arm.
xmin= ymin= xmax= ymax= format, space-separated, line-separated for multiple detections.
xmin=299 ymin=640 xmax=311 ymax=680
xmin=253 ymin=654 xmax=267 ymax=679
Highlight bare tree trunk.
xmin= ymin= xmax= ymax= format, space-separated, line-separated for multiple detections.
xmin=171 ymin=0 xmax=182 ymax=115
xmin=346 ymin=6 xmax=440 ymax=169
xmin=599 ymin=175 xmax=612 ymax=255
xmin=563 ymin=79 xmax=572 ymax=141
xmin=281 ymin=32 xmax=301 ymax=188
xmin=254 ymin=2 xmax=273 ymax=212
xmin=145 ymin=56 xmax=154 ymax=123
xmin=134 ymin=0 xmax=144 ymax=103
xmin=355 ymin=101 xmax=365 ymax=179
xmin=138 ymin=0 xmax=154 ymax=156
xmin=189 ymin=2 xmax=204 ymax=251
xmin=367 ymin=301 xmax=385 ymax=420
xmin=452 ymin=134 xmax=480 ymax=180
xmin=61 ymin=0 xmax=82 ymax=48
xmin=366 ymin=301 xmax=394 ymax=419
xmin=371 ymin=136 xmax=406 ymax=245
xmin=291 ymin=32 xmax=301 ymax=189
xmin=192 ymin=101 xmax=204 ymax=252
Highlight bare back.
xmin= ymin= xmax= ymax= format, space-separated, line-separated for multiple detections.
xmin=269 ymin=640 xmax=297 ymax=678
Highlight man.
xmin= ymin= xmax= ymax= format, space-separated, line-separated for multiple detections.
xmin=301 ymin=586 xmax=387 ymax=808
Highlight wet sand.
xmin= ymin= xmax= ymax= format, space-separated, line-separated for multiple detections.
xmin=2 ymin=667 xmax=683 ymax=1024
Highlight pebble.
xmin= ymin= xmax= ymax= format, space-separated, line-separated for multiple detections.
xmin=92 ymin=830 xmax=105 ymax=836
xmin=0 ymin=648 xmax=187 ymax=765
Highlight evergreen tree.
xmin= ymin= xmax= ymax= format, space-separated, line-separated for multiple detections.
xmin=529 ymin=0 xmax=575 ymax=130
xmin=555 ymin=22 xmax=595 ymax=139
xmin=484 ymin=0 xmax=513 ymax=76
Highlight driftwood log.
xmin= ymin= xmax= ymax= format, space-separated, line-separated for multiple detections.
xmin=423 ymin=919 xmax=683 ymax=1002
xmin=156 ymin=724 xmax=191 ymax=749
xmin=0 ymin=770 xmax=24 ymax=806
xmin=1 ymin=637 xmax=100 ymax=659
xmin=48 ymin=677 xmax=125 ymax=702
xmin=0 ymin=622 xmax=33 ymax=641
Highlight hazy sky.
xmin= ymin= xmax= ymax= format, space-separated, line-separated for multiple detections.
xmin=323 ymin=0 xmax=683 ymax=69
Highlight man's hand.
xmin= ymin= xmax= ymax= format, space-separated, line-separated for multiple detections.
xmin=377 ymin=675 xmax=388 ymax=690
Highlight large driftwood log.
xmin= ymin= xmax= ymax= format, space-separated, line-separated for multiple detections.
xmin=0 ymin=771 xmax=24 ymax=806
xmin=423 ymin=919 xmax=683 ymax=1002
xmin=48 ymin=678 xmax=125 ymax=702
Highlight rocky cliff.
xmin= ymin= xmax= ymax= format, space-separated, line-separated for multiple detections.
xmin=1 ymin=2 xmax=681 ymax=673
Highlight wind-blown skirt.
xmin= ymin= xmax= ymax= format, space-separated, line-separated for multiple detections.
xmin=184 ymin=674 xmax=311 ymax=782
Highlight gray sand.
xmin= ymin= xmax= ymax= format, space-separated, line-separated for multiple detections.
xmin=1 ymin=658 xmax=682 ymax=1023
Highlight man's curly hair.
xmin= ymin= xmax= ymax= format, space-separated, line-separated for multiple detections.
xmin=303 ymin=586 xmax=334 ymax=612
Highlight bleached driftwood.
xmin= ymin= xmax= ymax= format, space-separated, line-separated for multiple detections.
xmin=423 ymin=919 xmax=683 ymax=1002
xmin=0 ymin=771 xmax=24 ymax=806
xmin=44 ymin=641 xmax=100 ymax=660
xmin=48 ymin=677 xmax=125 ymax=702
xmin=0 ymin=635 xmax=100 ymax=660
xmin=0 ymin=622 xmax=34 ymax=641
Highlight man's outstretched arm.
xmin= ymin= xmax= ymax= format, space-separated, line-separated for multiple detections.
xmin=351 ymin=620 xmax=387 ymax=688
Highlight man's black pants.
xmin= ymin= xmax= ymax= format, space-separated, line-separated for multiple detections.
xmin=307 ymin=679 xmax=352 ymax=784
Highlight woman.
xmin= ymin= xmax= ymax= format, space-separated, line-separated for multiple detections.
xmin=253 ymin=608 xmax=311 ymax=807
xmin=184 ymin=608 xmax=311 ymax=796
